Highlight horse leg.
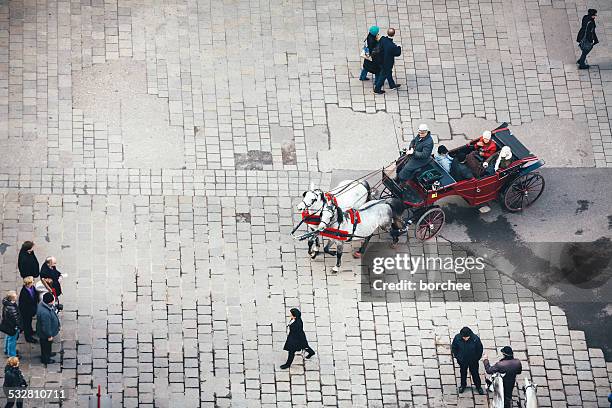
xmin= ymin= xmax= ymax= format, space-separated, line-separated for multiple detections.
xmin=323 ymin=240 xmax=337 ymax=256
xmin=353 ymin=235 xmax=372 ymax=258
xmin=308 ymin=236 xmax=319 ymax=259
xmin=332 ymin=243 xmax=343 ymax=273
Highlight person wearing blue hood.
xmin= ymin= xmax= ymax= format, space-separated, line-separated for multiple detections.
xmin=280 ymin=308 xmax=315 ymax=369
xmin=359 ymin=26 xmax=381 ymax=82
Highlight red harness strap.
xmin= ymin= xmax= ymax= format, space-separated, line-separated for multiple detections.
xmin=324 ymin=192 xmax=338 ymax=206
xmin=320 ymin=227 xmax=350 ymax=241
xmin=347 ymin=209 xmax=361 ymax=225
xmin=301 ymin=210 xmax=321 ymax=226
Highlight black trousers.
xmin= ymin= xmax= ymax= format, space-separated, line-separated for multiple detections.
xmin=459 ymin=361 xmax=481 ymax=388
xmin=21 ymin=314 xmax=34 ymax=340
xmin=284 ymin=346 xmax=315 ymax=367
xmin=40 ymin=337 xmax=53 ymax=363
xmin=577 ymin=45 xmax=592 ymax=66
xmin=5 ymin=402 xmax=23 ymax=408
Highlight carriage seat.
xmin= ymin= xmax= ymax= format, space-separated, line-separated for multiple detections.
xmin=414 ymin=160 xmax=456 ymax=189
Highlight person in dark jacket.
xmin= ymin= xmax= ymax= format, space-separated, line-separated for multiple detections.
xmin=576 ymin=9 xmax=598 ymax=69
xmin=397 ymin=124 xmax=434 ymax=183
xmin=36 ymin=293 xmax=60 ymax=365
xmin=18 ymin=277 xmax=37 ymax=344
xmin=374 ymin=28 xmax=402 ymax=94
xmin=3 ymin=357 xmax=27 ymax=408
xmin=17 ymin=241 xmax=39 ymax=279
xmin=450 ymin=152 xmax=475 ymax=181
xmin=40 ymin=256 xmax=64 ymax=300
xmin=2 ymin=292 xmax=22 ymax=358
xmin=280 ymin=308 xmax=315 ymax=369
xmin=451 ymin=327 xmax=484 ymax=394
xmin=359 ymin=26 xmax=381 ymax=82
xmin=484 ymin=346 xmax=523 ymax=408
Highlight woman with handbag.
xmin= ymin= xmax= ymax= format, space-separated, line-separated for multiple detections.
xmin=359 ymin=26 xmax=381 ymax=82
xmin=280 ymin=308 xmax=315 ymax=369
xmin=576 ymin=9 xmax=598 ymax=70
xmin=3 ymin=357 xmax=27 ymax=408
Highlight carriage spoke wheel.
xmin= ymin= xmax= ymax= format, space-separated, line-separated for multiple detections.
xmin=502 ymin=172 xmax=545 ymax=212
xmin=415 ymin=207 xmax=445 ymax=241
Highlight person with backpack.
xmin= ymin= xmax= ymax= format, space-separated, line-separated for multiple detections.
xmin=1 ymin=292 xmax=22 ymax=358
xmin=359 ymin=26 xmax=381 ymax=82
xmin=3 ymin=357 xmax=27 ymax=408
xmin=374 ymin=28 xmax=402 ymax=94
xmin=576 ymin=9 xmax=598 ymax=70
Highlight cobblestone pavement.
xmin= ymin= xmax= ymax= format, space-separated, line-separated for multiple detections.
xmin=0 ymin=0 xmax=611 ymax=407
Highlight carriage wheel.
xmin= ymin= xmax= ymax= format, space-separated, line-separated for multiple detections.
xmin=501 ymin=172 xmax=545 ymax=212
xmin=415 ymin=207 xmax=445 ymax=241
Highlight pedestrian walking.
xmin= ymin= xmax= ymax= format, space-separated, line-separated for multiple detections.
xmin=484 ymin=346 xmax=523 ymax=408
xmin=40 ymin=256 xmax=65 ymax=300
xmin=1 ymin=292 xmax=22 ymax=358
xmin=374 ymin=28 xmax=402 ymax=94
xmin=3 ymin=357 xmax=27 ymax=408
xmin=576 ymin=9 xmax=598 ymax=69
xmin=359 ymin=26 xmax=381 ymax=82
xmin=18 ymin=277 xmax=38 ymax=344
xmin=36 ymin=293 xmax=60 ymax=365
xmin=17 ymin=241 xmax=39 ymax=279
xmin=280 ymin=308 xmax=315 ymax=369
xmin=451 ymin=326 xmax=484 ymax=394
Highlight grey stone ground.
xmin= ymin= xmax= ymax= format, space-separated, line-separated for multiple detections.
xmin=0 ymin=0 xmax=611 ymax=407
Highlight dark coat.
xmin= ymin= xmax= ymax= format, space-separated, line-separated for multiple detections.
xmin=36 ymin=302 xmax=60 ymax=339
xmin=1 ymin=298 xmax=22 ymax=335
xmin=402 ymin=133 xmax=434 ymax=173
xmin=18 ymin=286 xmax=37 ymax=318
xmin=450 ymin=159 xmax=474 ymax=181
xmin=3 ymin=365 xmax=27 ymax=388
xmin=484 ymin=357 xmax=522 ymax=396
xmin=18 ymin=249 xmax=39 ymax=279
xmin=379 ymin=36 xmax=401 ymax=70
xmin=283 ymin=318 xmax=310 ymax=352
xmin=451 ymin=333 xmax=483 ymax=365
xmin=577 ymin=15 xmax=598 ymax=44
xmin=40 ymin=263 xmax=63 ymax=297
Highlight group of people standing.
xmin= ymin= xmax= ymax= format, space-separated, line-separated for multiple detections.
xmin=359 ymin=26 xmax=402 ymax=94
xmin=452 ymin=327 xmax=522 ymax=408
xmin=1 ymin=242 xmax=64 ymax=407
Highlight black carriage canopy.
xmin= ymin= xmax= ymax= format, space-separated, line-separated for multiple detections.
xmin=491 ymin=122 xmax=532 ymax=160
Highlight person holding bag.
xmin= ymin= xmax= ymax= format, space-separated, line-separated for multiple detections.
xmin=576 ymin=9 xmax=598 ymax=70
xmin=359 ymin=26 xmax=381 ymax=82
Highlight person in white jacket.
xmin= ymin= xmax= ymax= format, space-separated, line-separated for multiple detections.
xmin=34 ymin=277 xmax=53 ymax=302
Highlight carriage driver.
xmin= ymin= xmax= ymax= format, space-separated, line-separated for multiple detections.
xmin=397 ymin=123 xmax=434 ymax=184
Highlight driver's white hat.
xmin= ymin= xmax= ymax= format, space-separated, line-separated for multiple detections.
xmin=418 ymin=123 xmax=429 ymax=132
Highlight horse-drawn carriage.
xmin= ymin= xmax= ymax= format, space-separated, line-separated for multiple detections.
xmin=295 ymin=123 xmax=545 ymax=271
xmin=378 ymin=122 xmax=545 ymax=240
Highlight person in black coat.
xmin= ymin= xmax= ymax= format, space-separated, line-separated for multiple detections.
xmin=359 ymin=26 xmax=381 ymax=82
xmin=576 ymin=9 xmax=598 ymax=69
xmin=484 ymin=346 xmax=523 ymax=408
xmin=18 ymin=277 xmax=37 ymax=344
xmin=280 ymin=308 xmax=315 ymax=369
xmin=374 ymin=28 xmax=402 ymax=94
xmin=3 ymin=357 xmax=27 ymax=408
xmin=2 ymin=292 xmax=22 ymax=358
xmin=40 ymin=256 xmax=63 ymax=299
xmin=17 ymin=241 xmax=39 ymax=279
xmin=397 ymin=124 xmax=434 ymax=183
xmin=450 ymin=152 xmax=475 ymax=181
xmin=451 ymin=326 xmax=484 ymax=394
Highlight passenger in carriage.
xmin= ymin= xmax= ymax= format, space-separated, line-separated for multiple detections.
xmin=494 ymin=146 xmax=513 ymax=171
xmin=434 ymin=145 xmax=453 ymax=173
xmin=397 ymin=123 xmax=434 ymax=183
xmin=450 ymin=152 xmax=474 ymax=181
xmin=468 ymin=130 xmax=497 ymax=159
xmin=465 ymin=151 xmax=488 ymax=178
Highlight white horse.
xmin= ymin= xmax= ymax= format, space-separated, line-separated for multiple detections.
xmin=314 ymin=198 xmax=405 ymax=273
xmin=487 ymin=372 xmax=505 ymax=408
xmin=523 ymin=378 xmax=538 ymax=408
xmin=297 ymin=180 xmax=371 ymax=258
